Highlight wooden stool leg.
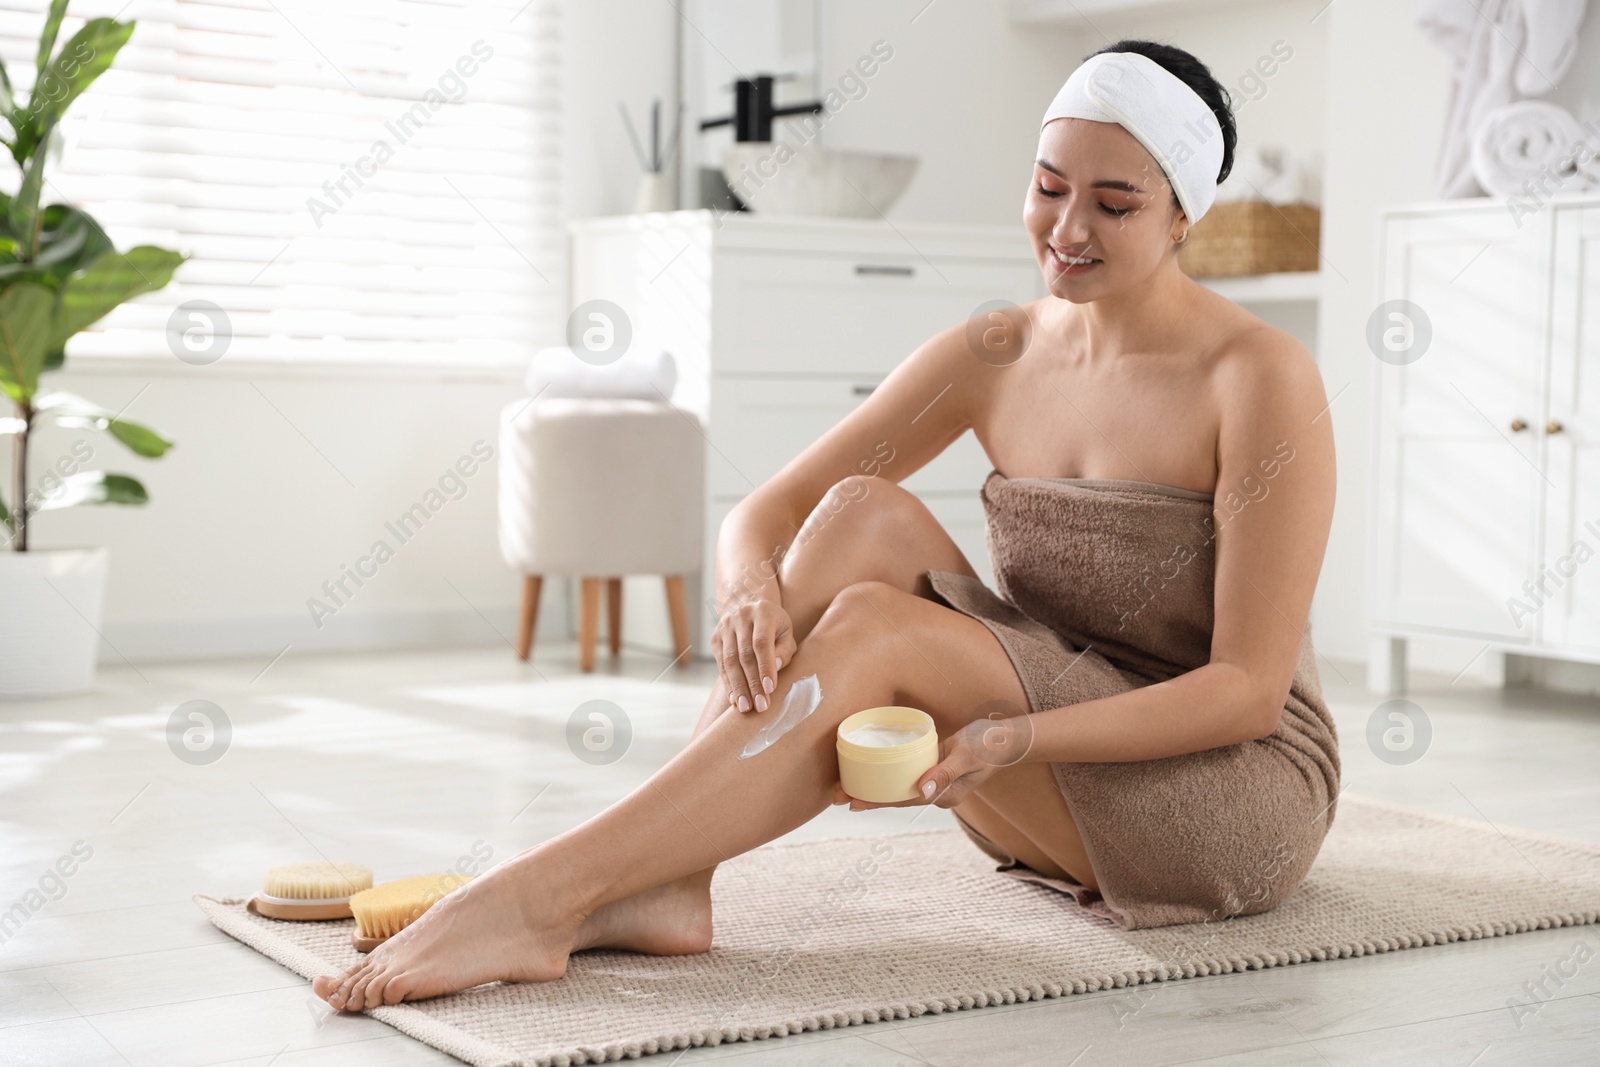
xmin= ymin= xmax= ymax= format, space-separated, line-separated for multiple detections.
xmin=663 ymin=575 xmax=690 ymax=668
xmin=607 ymin=577 xmax=622 ymax=656
xmin=579 ymin=577 xmax=601 ymax=672
xmin=515 ymin=575 xmax=543 ymax=661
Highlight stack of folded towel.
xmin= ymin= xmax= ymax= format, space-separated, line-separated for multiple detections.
xmin=523 ymin=346 xmax=677 ymax=401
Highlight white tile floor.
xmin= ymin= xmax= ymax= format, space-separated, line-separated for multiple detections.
xmin=2 ymin=642 xmax=1598 ymax=1066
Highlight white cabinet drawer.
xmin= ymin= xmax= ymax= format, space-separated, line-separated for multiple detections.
xmin=707 ymin=375 xmax=994 ymax=498
xmin=711 ymin=250 xmax=1041 ymax=375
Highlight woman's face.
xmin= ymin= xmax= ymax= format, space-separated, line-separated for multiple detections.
xmin=1024 ymin=117 xmax=1184 ymax=302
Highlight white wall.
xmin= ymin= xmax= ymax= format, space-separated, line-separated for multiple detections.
xmin=14 ymin=0 xmax=683 ymax=666
xmin=1553 ymin=9 xmax=1600 ymax=120
xmin=565 ymin=0 xmax=681 ymax=223
xmin=1313 ymin=0 xmax=1451 ymax=675
xmin=31 ymin=365 xmax=530 ymax=663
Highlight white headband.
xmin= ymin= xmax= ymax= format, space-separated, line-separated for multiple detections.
xmin=1040 ymin=51 xmax=1225 ymax=224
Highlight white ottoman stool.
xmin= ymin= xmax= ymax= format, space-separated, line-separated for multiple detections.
xmin=498 ymin=397 xmax=704 ymax=670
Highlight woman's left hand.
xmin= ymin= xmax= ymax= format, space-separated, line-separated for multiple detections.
xmin=833 ymin=716 xmax=1032 ymax=812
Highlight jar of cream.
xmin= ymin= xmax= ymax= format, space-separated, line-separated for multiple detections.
xmin=836 ymin=706 xmax=939 ymax=803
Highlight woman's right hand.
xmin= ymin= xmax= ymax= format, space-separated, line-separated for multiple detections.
xmin=712 ymin=598 xmax=798 ymax=714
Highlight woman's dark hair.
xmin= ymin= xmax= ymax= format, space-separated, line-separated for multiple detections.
xmin=1086 ymin=39 xmax=1237 ymax=207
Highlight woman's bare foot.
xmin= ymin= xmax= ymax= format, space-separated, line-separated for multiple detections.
xmin=571 ymin=874 xmax=713 ymax=956
xmin=311 ymin=853 xmax=584 ymax=1011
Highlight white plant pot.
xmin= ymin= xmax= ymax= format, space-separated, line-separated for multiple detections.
xmin=0 ymin=546 xmax=109 ymax=699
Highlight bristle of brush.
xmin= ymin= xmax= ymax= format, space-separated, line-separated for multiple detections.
xmin=262 ymin=862 xmax=372 ymax=900
xmin=349 ymin=874 xmax=473 ymax=940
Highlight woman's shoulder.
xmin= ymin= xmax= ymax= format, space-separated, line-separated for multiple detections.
xmin=895 ymin=301 xmax=1038 ymax=408
xmin=922 ymin=299 xmax=1039 ymax=369
xmin=1199 ymin=297 xmax=1327 ymax=422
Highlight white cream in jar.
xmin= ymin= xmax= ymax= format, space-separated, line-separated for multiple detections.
xmin=840 ymin=723 xmax=927 ymax=748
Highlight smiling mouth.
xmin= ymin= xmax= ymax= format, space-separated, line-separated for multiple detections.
xmin=1049 ymin=245 xmax=1100 ymax=266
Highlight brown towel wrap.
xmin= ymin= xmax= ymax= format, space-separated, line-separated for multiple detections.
xmin=926 ymin=469 xmax=1341 ymax=930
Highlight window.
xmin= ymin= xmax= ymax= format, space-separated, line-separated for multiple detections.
xmin=0 ymin=0 xmax=562 ymax=366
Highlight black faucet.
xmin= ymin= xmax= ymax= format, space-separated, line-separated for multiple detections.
xmin=699 ymin=76 xmax=824 ymax=142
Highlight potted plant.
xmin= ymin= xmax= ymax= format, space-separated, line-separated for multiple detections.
xmin=1 ymin=3 xmax=184 ymax=698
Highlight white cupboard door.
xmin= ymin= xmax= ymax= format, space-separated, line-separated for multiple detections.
xmin=1544 ymin=205 xmax=1600 ymax=652
xmin=706 ymin=375 xmax=995 ymax=497
xmin=1372 ymin=209 xmax=1553 ymax=639
xmin=711 ymin=251 xmax=1042 ymax=376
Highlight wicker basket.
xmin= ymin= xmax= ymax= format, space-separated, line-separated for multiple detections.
xmin=1178 ymin=200 xmax=1321 ymax=278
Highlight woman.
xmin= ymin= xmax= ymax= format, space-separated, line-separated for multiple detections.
xmin=314 ymin=38 xmax=1339 ymax=1011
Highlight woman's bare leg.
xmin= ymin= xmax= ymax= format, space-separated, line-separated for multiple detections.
xmin=562 ymin=675 xmax=733 ymax=957
xmin=776 ymin=475 xmax=983 ymax=641
xmin=313 ymin=579 xmax=1050 ymax=1010
xmin=956 ymin=771 xmax=1099 ymax=891
xmin=570 ymin=476 xmax=984 ymax=956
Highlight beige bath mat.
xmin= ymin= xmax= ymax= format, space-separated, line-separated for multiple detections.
xmin=195 ymin=796 xmax=1600 ymax=1067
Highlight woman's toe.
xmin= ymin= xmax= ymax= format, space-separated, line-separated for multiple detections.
xmin=381 ymin=971 xmax=414 ymax=1005
xmin=347 ymin=971 xmax=379 ymax=1012
xmin=361 ymin=966 xmax=397 ymax=1008
xmin=332 ymin=964 xmax=371 ymax=1009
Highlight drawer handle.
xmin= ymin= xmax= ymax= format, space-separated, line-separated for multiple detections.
xmin=852 ymin=384 xmax=877 ymax=395
xmin=855 ymin=264 xmax=914 ymax=277
xmin=1546 ymin=419 xmax=1564 ymax=435
xmin=1510 ymin=417 xmax=1528 ymax=432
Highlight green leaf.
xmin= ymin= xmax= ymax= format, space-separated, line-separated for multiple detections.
xmin=35 ymin=204 xmax=112 ymax=281
xmin=42 ymin=121 xmax=63 ymax=170
xmin=37 ymin=0 xmax=70 ymax=76
xmin=0 ymin=51 xmax=15 ymax=120
xmin=0 ymin=194 xmax=17 ymax=247
xmin=34 ymin=390 xmax=174 ymax=457
xmin=10 ymin=115 xmax=38 ymax=166
xmin=27 ymin=19 xmax=133 ymax=135
xmin=52 ymin=245 xmax=185 ymax=347
xmin=0 ymin=282 xmax=55 ymax=403
xmin=0 ymin=485 xmax=11 ymax=534
xmin=8 ymin=132 xmax=51 ymax=256
xmin=32 ymin=470 xmax=148 ymax=511
xmin=0 ymin=263 xmax=54 ymax=284
xmin=42 ymin=345 xmax=63 ymax=371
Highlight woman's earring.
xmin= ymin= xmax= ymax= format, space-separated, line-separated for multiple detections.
xmin=1173 ymin=229 xmax=1190 ymax=245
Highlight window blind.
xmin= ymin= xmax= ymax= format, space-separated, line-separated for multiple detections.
xmin=0 ymin=0 xmax=563 ymax=367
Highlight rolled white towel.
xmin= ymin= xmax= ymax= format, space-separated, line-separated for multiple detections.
xmin=1471 ymin=100 xmax=1600 ymax=197
xmin=524 ymin=346 xmax=677 ymax=401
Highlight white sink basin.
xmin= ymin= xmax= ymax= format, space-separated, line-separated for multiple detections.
xmin=721 ymin=144 xmax=919 ymax=218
